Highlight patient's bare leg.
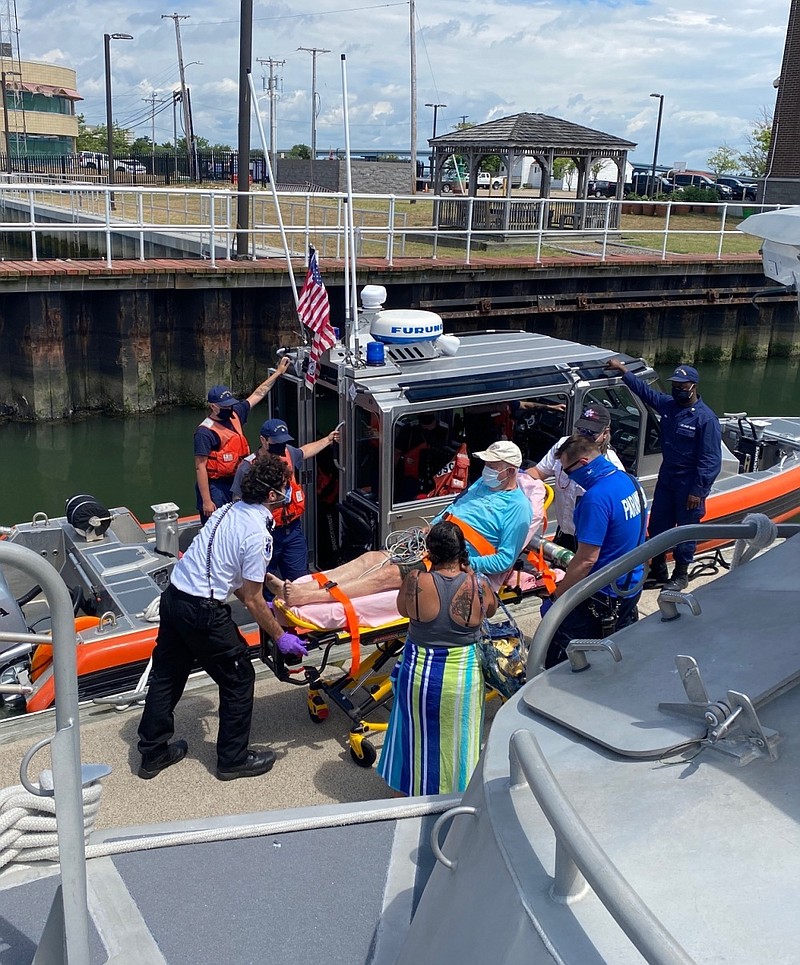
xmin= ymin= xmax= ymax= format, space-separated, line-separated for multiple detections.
xmin=283 ymin=551 xmax=401 ymax=606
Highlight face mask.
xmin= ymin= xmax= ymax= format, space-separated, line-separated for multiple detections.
xmin=671 ymin=385 xmax=693 ymax=403
xmin=565 ymin=455 xmax=617 ymax=491
xmin=268 ymin=442 xmax=287 ymax=456
xmin=482 ymin=466 xmax=504 ymax=489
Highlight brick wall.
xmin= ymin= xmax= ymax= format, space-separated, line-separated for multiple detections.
xmin=766 ymin=0 xmax=800 ymax=200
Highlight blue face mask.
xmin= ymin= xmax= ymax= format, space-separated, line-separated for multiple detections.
xmin=564 ymin=455 xmax=617 ymax=491
xmin=481 ymin=466 xmax=504 ymax=489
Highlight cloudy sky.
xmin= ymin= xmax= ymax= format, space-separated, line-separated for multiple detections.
xmin=19 ymin=0 xmax=790 ymax=170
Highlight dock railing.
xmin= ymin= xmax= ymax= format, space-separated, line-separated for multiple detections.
xmin=0 ymin=182 xmax=779 ymax=268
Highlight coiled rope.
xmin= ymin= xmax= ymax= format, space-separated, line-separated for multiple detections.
xmin=0 ymin=771 xmax=104 ymax=870
xmin=385 ymin=528 xmax=427 ymax=565
xmin=731 ymin=513 xmax=778 ymax=570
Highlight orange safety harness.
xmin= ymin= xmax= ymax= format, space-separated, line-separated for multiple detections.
xmin=440 ymin=511 xmax=497 ymax=558
xmin=311 ymin=572 xmax=362 ymax=676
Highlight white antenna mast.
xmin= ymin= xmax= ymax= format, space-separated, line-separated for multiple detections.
xmin=247 ymin=70 xmax=302 ymax=322
xmin=340 ymin=54 xmax=360 ymax=358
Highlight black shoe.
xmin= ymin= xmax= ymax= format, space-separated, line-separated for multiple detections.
xmin=643 ymin=567 xmax=669 ymax=590
xmin=138 ymin=740 xmax=188 ymax=780
xmin=662 ymin=573 xmax=689 ymax=592
xmin=216 ymin=749 xmax=276 ymax=782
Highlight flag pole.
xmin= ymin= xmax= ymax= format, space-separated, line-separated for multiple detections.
xmin=340 ymin=53 xmax=360 ymax=359
xmin=247 ymin=69 xmax=303 ymax=324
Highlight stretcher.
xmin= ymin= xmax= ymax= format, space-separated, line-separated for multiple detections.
xmin=261 ymin=513 xmax=563 ymax=768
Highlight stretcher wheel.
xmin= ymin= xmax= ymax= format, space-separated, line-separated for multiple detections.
xmin=349 ymin=738 xmax=377 ymax=768
xmin=307 ymin=692 xmax=329 ymax=722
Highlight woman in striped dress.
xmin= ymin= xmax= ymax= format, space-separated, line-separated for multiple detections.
xmin=378 ymin=520 xmax=497 ymax=796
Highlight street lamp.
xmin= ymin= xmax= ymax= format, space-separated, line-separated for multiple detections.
xmin=104 ymin=32 xmax=133 ymax=191
xmin=649 ymin=92 xmax=664 ymax=198
xmin=1 ymin=69 xmax=21 ymax=175
xmin=425 ymin=102 xmax=446 ymax=188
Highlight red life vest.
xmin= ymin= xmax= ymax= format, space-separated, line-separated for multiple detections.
xmin=272 ymin=450 xmax=305 ymax=526
xmin=199 ymin=412 xmax=249 ymax=479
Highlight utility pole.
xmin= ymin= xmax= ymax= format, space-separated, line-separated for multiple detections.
xmin=297 ymin=46 xmax=329 ymax=183
xmin=409 ymin=0 xmax=417 ymax=195
xmin=143 ymin=91 xmax=158 ymax=159
xmin=459 ymin=115 xmax=469 ymax=126
xmin=256 ymin=56 xmax=284 ymax=171
xmin=236 ymin=0 xmax=254 ymax=258
xmin=162 ymin=13 xmax=194 ymax=178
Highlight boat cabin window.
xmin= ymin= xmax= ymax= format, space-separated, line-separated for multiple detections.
xmin=353 ymin=407 xmax=382 ymax=502
xmin=581 ymin=386 xmax=653 ymax=472
xmin=392 ymin=395 xmax=568 ymax=504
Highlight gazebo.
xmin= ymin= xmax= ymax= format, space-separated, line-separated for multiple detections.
xmin=429 ymin=112 xmax=636 ymax=232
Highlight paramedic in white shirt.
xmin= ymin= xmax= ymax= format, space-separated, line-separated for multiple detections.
xmin=526 ymin=404 xmax=625 ymax=552
xmin=137 ymin=454 xmax=307 ymax=783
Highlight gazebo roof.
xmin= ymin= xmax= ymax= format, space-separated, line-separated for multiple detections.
xmin=431 ymin=112 xmax=636 ymax=154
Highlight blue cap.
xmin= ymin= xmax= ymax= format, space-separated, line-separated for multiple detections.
xmin=668 ymin=365 xmax=699 ymax=384
xmin=207 ymin=384 xmax=239 ymax=407
xmin=260 ymin=418 xmax=294 ymax=442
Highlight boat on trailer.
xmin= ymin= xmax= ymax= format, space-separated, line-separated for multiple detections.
xmin=3 ymin=285 xmax=800 ymax=717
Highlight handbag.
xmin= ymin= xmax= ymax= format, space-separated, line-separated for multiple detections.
xmin=478 ymin=598 xmax=528 ymax=701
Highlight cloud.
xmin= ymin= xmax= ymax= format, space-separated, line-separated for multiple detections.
xmin=13 ymin=0 xmax=788 ymax=164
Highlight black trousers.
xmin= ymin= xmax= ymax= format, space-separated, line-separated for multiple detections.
xmin=138 ymin=584 xmax=256 ymax=769
xmin=546 ymin=592 xmax=641 ymax=669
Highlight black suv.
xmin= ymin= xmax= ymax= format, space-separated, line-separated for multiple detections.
xmin=714 ymin=176 xmax=758 ymax=202
xmin=588 ymin=179 xmax=634 ymax=198
xmin=669 ymin=172 xmax=733 ymax=200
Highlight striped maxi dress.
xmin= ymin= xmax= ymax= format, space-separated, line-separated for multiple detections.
xmin=378 ymin=572 xmax=485 ymax=796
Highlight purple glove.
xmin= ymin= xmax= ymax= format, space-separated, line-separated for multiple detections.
xmin=540 ymin=597 xmax=555 ymax=619
xmin=276 ymin=632 xmax=308 ymax=658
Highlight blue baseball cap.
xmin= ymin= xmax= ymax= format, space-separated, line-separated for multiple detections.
xmin=260 ymin=418 xmax=294 ymax=442
xmin=669 ymin=365 xmax=699 ymax=383
xmin=207 ymin=384 xmax=239 ymax=407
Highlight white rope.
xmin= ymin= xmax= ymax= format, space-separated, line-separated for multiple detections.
xmin=385 ymin=528 xmax=427 ymax=565
xmin=731 ymin=513 xmax=778 ymax=570
xmin=0 ymin=772 xmax=104 ymax=870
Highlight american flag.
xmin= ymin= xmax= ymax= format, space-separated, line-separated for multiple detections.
xmin=297 ymin=247 xmax=336 ymax=389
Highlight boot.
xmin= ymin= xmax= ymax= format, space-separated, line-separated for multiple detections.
xmin=662 ymin=561 xmax=689 ymax=593
xmin=643 ymin=554 xmax=669 ymax=590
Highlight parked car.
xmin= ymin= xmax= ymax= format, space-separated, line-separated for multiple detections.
xmin=477 ymin=171 xmax=491 ymax=188
xmin=714 ymin=176 xmax=758 ymax=202
xmin=624 ymin=173 xmax=674 ymax=196
xmin=668 ymin=171 xmax=733 ymax=200
xmin=588 ymin=179 xmax=635 ymax=198
xmin=79 ymin=151 xmax=146 ymax=175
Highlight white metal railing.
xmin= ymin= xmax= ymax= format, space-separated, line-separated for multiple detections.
xmin=0 ymin=181 xmax=780 ymax=269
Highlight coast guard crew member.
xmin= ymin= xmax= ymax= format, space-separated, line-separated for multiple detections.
xmin=231 ymin=417 xmax=341 ymax=582
xmin=137 ymin=454 xmax=308 ymax=782
xmin=605 ymin=359 xmax=721 ymax=591
xmin=540 ymin=435 xmax=646 ymax=668
xmin=194 ymin=357 xmax=291 ymax=524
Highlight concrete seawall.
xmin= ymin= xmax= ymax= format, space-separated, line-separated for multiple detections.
xmin=0 ymin=254 xmax=796 ymax=421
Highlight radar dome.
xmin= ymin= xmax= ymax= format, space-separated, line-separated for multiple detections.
xmin=369 ymin=309 xmax=444 ymax=344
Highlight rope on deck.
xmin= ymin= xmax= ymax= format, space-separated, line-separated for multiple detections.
xmin=0 ymin=771 xmax=104 ymax=869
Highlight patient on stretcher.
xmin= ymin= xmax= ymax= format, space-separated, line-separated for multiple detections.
xmin=270 ymin=443 xmax=545 ymax=608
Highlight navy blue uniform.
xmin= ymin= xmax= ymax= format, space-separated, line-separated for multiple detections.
xmin=623 ymin=372 xmax=721 ymax=565
xmin=547 ymin=457 xmax=646 ymax=668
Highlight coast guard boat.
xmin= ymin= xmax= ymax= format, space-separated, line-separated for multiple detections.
xmin=2 ymin=283 xmax=800 ymax=716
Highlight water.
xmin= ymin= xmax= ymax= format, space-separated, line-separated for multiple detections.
xmin=1 ymin=358 xmax=799 ymax=526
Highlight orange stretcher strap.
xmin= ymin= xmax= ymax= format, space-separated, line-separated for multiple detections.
xmin=311 ymin=571 xmax=362 ymax=676
xmin=526 ymin=546 xmax=557 ymax=595
xmin=442 ymin=512 xmax=497 ymax=558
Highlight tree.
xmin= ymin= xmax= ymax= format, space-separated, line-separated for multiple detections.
xmin=553 ymin=157 xmax=576 ymax=187
xmin=288 ymin=144 xmax=311 ymax=159
xmin=707 ymin=144 xmax=739 ymax=175
xmin=76 ymin=115 xmax=130 ymax=154
xmin=738 ymin=111 xmax=772 ymax=177
xmin=590 ymin=160 xmax=603 ymax=180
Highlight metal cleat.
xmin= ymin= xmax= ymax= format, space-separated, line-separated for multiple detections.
xmin=566 ymin=639 xmax=622 ymax=673
xmin=657 ymin=588 xmax=701 ymax=622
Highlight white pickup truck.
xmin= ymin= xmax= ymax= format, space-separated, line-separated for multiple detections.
xmin=78 ymin=151 xmax=146 ymax=175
